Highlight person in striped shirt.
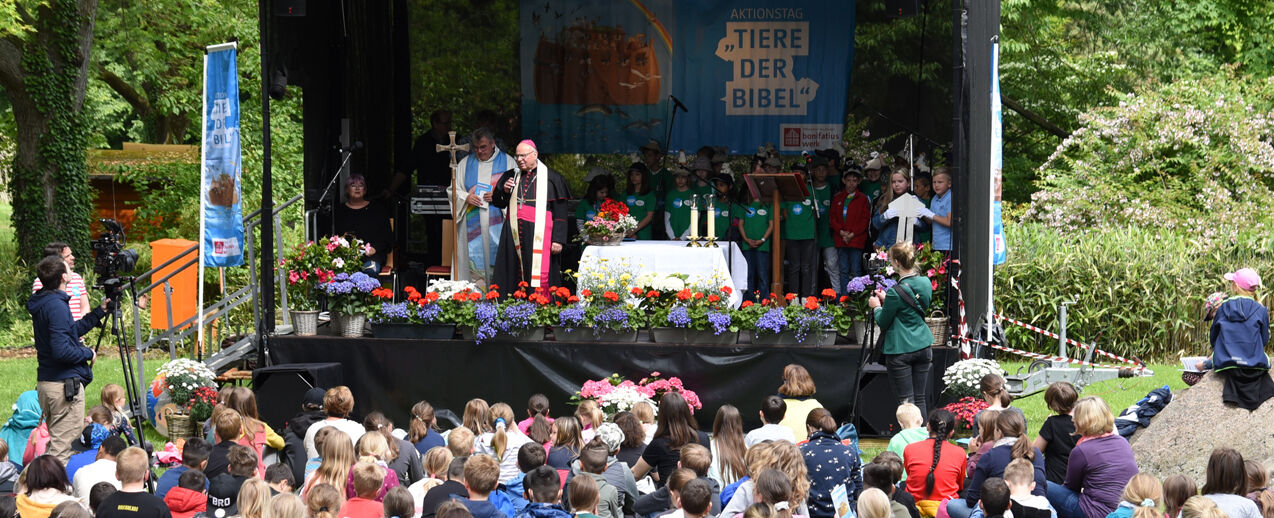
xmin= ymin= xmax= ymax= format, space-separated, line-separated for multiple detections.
xmin=32 ymin=242 xmax=90 ymax=320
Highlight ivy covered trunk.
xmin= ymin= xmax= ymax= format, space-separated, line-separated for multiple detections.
xmin=0 ymin=0 xmax=98 ymax=265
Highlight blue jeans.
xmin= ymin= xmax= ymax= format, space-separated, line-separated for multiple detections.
xmin=743 ymin=249 xmax=771 ymax=301
xmin=838 ymin=248 xmax=864 ymax=291
xmin=1046 ymin=481 xmax=1083 ymax=518
xmin=946 ymin=499 xmax=974 ymax=518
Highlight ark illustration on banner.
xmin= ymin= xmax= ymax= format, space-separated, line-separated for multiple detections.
xmin=533 ymin=24 xmax=663 ymax=106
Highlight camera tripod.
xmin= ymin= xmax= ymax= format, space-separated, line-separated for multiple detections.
xmin=846 ymin=303 xmax=883 ymax=433
xmin=91 ymin=279 xmax=157 ymax=491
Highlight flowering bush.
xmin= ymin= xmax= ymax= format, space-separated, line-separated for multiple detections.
xmin=581 ymin=199 xmax=638 ymax=239
xmin=155 ymin=359 xmax=216 ymax=410
xmin=321 ymin=272 xmax=382 ymax=315
xmin=942 ymin=396 xmax=989 ymax=432
xmin=916 ymin=243 xmax=948 ymax=313
xmin=572 ymin=372 xmax=702 ymax=418
xmin=185 ymin=386 xmax=219 ymax=421
xmin=941 ymin=358 xmax=1002 ymax=399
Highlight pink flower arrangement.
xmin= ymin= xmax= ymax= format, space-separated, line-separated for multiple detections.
xmin=573 ymin=372 xmax=702 ymax=417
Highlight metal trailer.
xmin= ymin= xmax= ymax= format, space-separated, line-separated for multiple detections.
xmin=1002 ymin=299 xmax=1154 ymax=397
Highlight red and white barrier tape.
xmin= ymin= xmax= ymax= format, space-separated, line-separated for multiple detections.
xmin=949 ymin=260 xmax=970 ymax=359
xmin=993 ymin=314 xmax=1145 ymax=369
xmin=955 ymin=335 xmax=1140 ymax=370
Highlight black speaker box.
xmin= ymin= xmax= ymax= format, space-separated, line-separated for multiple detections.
xmin=854 ymin=365 xmax=900 ymax=437
xmin=253 ymin=363 xmax=343 ymax=431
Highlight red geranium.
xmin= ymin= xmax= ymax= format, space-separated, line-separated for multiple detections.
xmin=486 ymin=291 xmax=500 ymax=300
xmin=707 ymin=294 xmax=720 ymax=303
xmin=646 ymin=290 xmax=660 ymax=299
xmin=603 ymin=291 xmax=619 ymax=302
xmin=722 ymin=286 xmax=733 ymax=295
xmin=580 ymin=289 xmax=592 ymax=298
xmin=785 ymin=293 xmax=796 ymax=302
xmin=676 ymin=289 xmax=691 ymax=301
xmin=631 ymin=287 xmax=644 ymax=296
xmin=804 ymin=297 xmax=820 ymax=311
xmin=821 ymin=288 xmax=837 ymax=299
xmin=693 ymin=292 xmax=704 ymax=300
xmin=741 ymin=300 xmax=754 ymax=308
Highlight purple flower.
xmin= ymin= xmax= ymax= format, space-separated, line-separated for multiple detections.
xmin=350 ymin=272 xmax=381 ymax=293
xmin=417 ymin=303 xmax=441 ymax=324
xmin=371 ymin=302 xmax=410 ymax=323
xmin=666 ymin=306 xmax=691 ymax=328
xmin=707 ymin=310 xmax=731 ymax=336
xmin=757 ymin=308 xmax=787 ymax=334
xmin=559 ymin=307 xmax=586 ymax=331
xmin=846 ymin=276 xmax=871 ymax=294
xmin=594 ymin=307 xmax=632 ymax=332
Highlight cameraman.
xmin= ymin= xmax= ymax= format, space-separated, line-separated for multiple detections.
xmin=866 ymin=242 xmax=935 ymax=419
xmin=28 ymin=255 xmax=109 ymax=464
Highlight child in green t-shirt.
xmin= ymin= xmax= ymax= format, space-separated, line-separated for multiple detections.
xmin=663 ymin=167 xmax=697 ymax=240
xmin=706 ymin=174 xmax=737 ymax=242
xmin=575 ymin=175 xmax=614 ymax=232
xmin=623 ymin=163 xmax=658 ymax=240
xmin=811 ymin=157 xmax=837 ymax=297
xmin=738 ymin=187 xmax=774 ymax=302
xmin=783 ymin=172 xmax=818 ymax=297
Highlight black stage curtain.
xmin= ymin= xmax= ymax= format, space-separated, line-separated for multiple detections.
xmin=269 ymin=336 xmax=959 ymax=433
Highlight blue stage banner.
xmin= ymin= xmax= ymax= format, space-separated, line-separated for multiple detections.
xmin=200 ymin=43 xmax=244 ymax=267
xmin=519 ymin=0 xmax=854 ymax=155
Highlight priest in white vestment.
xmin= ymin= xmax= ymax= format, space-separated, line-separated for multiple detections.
xmin=446 ymin=127 xmax=507 ymax=287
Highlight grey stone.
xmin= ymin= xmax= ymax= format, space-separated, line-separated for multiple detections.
xmin=1129 ymin=370 xmax=1274 ymax=481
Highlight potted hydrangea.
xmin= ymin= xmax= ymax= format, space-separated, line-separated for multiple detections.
xmin=320 ymin=272 xmax=382 ymax=337
xmin=278 ymin=236 xmax=364 ymax=335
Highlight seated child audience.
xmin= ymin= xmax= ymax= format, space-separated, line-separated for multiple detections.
xmin=207 ymin=444 xmax=259 ymax=517
xmin=459 ymin=454 xmax=508 ymax=518
xmin=89 ymin=482 xmax=119 ymax=516
xmin=383 ymin=487 xmax=415 ymax=518
xmin=265 ymin=463 xmax=296 ymax=495
xmin=270 ymin=492 xmax=306 ymax=518
xmin=574 ymin=442 xmax=622 ymax=518
xmin=1163 ymin=474 xmax=1198 ymax=518
xmin=236 ymin=478 xmax=272 ymax=518
xmin=0 ymin=439 xmax=16 ymax=493
xmin=348 ymin=431 xmax=401 ymax=500
xmin=1104 ymin=474 xmax=1163 ymax=518
xmin=887 ymin=403 xmax=928 ymax=481
xmin=672 ymin=478 xmax=713 ymax=518
xmin=569 ymin=475 xmax=603 ymax=518
xmin=100 ymin=384 xmax=139 ymax=446
xmin=516 ymin=466 xmax=569 ymax=518
xmin=94 ymin=447 xmax=167 ymax=518
xmin=871 ymin=453 xmax=920 ymax=518
xmin=903 ymin=409 xmax=965 ymax=517
xmin=305 ymin=483 xmax=345 ymax=518
xmin=1032 ymin=382 xmax=1078 ymax=485
xmin=156 ymin=437 xmax=211 ymax=498
xmin=164 ymin=470 xmax=207 ymax=518
xmin=862 ymin=463 xmax=910 ymax=518
xmin=205 ymin=409 xmax=244 ymax=479
xmin=636 ymin=444 xmax=720 ymax=517
xmin=72 ymin=435 xmax=126 ymax=503
xmin=637 ymin=468 xmax=696 ymax=517
xmin=745 ymin=396 xmax=795 ymax=447
xmin=422 ymin=457 xmax=470 ymax=518
xmin=411 ymin=447 xmax=457 ymax=512
xmin=339 ymin=461 xmax=389 ymax=518
xmin=859 ymin=488 xmax=893 ymax=518
xmin=977 ymin=478 xmax=1011 ymax=518
xmin=967 ymin=459 xmax=1055 ymax=518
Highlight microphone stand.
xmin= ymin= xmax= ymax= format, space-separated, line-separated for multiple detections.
xmin=665 ymin=95 xmax=688 ymax=153
xmin=316 ymin=146 xmax=358 ymax=237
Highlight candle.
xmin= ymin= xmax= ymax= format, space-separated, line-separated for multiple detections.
xmin=706 ymin=197 xmax=716 ymax=239
xmin=688 ymin=195 xmax=699 ymax=240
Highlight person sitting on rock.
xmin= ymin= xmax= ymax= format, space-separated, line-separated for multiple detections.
xmin=1194 ymin=268 xmax=1272 ymax=411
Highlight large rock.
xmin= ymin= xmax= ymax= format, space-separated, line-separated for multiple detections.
xmin=1129 ymin=370 xmax=1274 ymax=480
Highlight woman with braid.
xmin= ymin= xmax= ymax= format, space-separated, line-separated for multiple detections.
xmin=903 ymin=409 xmax=966 ymax=518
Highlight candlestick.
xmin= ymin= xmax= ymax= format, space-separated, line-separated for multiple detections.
xmin=706 ymin=195 xmax=716 ymax=240
xmin=688 ymin=194 xmax=699 ymax=240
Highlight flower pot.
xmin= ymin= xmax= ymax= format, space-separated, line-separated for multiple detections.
xmin=460 ymin=327 xmax=547 ymax=342
xmin=334 ymin=312 xmax=368 ymax=338
xmin=925 ymin=317 xmax=949 ymax=347
xmin=291 ymin=310 xmax=319 ymax=336
xmin=166 ymin=411 xmax=196 ymax=440
xmin=585 ymin=231 xmax=626 ymax=246
xmin=750 ymin=328 xmax=837 ymax=346
xmin=370 ymin=323 xmax=457 ymax=340
xmin=554 ymin=327 xmax=639 ymax=342
xmin=650 ymin=327 xmax=738 ymax=345
xmin=852 ymin=321 xmax=882 ymax=345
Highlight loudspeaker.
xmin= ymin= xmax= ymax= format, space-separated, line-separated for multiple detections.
xmin=885 ymin=0 xmax=920 ymax=18
xmin=253 ymin=363 xmax=343 ymax=431
xmin=854 ymin=365 xmax=900 ymax=437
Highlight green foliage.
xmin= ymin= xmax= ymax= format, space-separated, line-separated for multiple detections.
xmin=1023 ymin=71 xmax=1274 ymax=246
xmin=998 ymin=0 xmax=1274 ymax=203
xmin=993 ymin=223 xmax=1274 ymax=362
xmin=7 ymin=0 xmax=94 ymax=265
xmin=408 ymin=0 xmax=520 ymax=140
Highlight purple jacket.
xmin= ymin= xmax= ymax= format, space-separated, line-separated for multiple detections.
xmin=1063 ymin=435 xmax=1138 ymax=518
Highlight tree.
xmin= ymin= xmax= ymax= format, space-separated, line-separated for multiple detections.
xmin=0 ymin=0 xmax=98 ymax=264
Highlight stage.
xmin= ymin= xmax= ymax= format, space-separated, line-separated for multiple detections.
xmin=265 ymin=335 xmax=960 ymax=436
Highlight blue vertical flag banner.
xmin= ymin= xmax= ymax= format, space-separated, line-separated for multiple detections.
xmin=519 ymin=0 xmax=854 ymax=154
xmin=200 ymin=43 xmax=244 ymax=267
xmin=990 ymin=42 xmax=1006 ymax=265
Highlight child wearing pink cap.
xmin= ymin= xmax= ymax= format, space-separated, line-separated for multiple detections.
xmin=1197 ymin=267 xmax=1271 ymax=410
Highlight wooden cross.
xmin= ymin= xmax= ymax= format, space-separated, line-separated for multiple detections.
xmin=889 ymin=193 xmax=926 ymax=244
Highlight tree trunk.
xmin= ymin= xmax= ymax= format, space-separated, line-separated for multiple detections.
xmin=0 ymin=0 xmax=99 ymax=265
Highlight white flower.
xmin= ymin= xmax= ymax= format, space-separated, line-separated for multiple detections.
xmin=332 ymin=258 xmax=345 ymax=268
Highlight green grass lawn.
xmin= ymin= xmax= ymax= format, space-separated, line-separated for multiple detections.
xmin=0 ymin=351 xmax=169 ymax=448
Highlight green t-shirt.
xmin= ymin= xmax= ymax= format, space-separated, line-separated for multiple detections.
xmin=623 ymin=190 xmax=658 ymax=240
xmin=708 ymin=201 xmax=734 ymax=240
xmin=574 ymin=199 xmax=600 ymax=223
xmin=783 ymin=197 xmax=816 ymax=240
xmin=665 ymin=188 xmax=696 ymax=239
xmin=812 ymin=184 xmax=834 ymax=247
xmin=915 ymin=196 xmax=933 ymax=244
xmin=739 ymin=201 xmax=773 ymax=252
xmin=861 ymin=180 xmax=883 ymax=203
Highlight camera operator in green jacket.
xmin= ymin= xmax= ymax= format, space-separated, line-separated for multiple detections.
xmin=867 ymin=243 xmax=935 ymax=418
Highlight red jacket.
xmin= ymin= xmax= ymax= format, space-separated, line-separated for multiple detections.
xmin=829 ymin=190 xmax=871 ymax=249
xmin=164 ymin=487 xmax=207 ymax=518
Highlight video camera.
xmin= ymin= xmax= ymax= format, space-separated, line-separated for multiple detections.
xmin=90 ymin=219 xmax=138 ymax=300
